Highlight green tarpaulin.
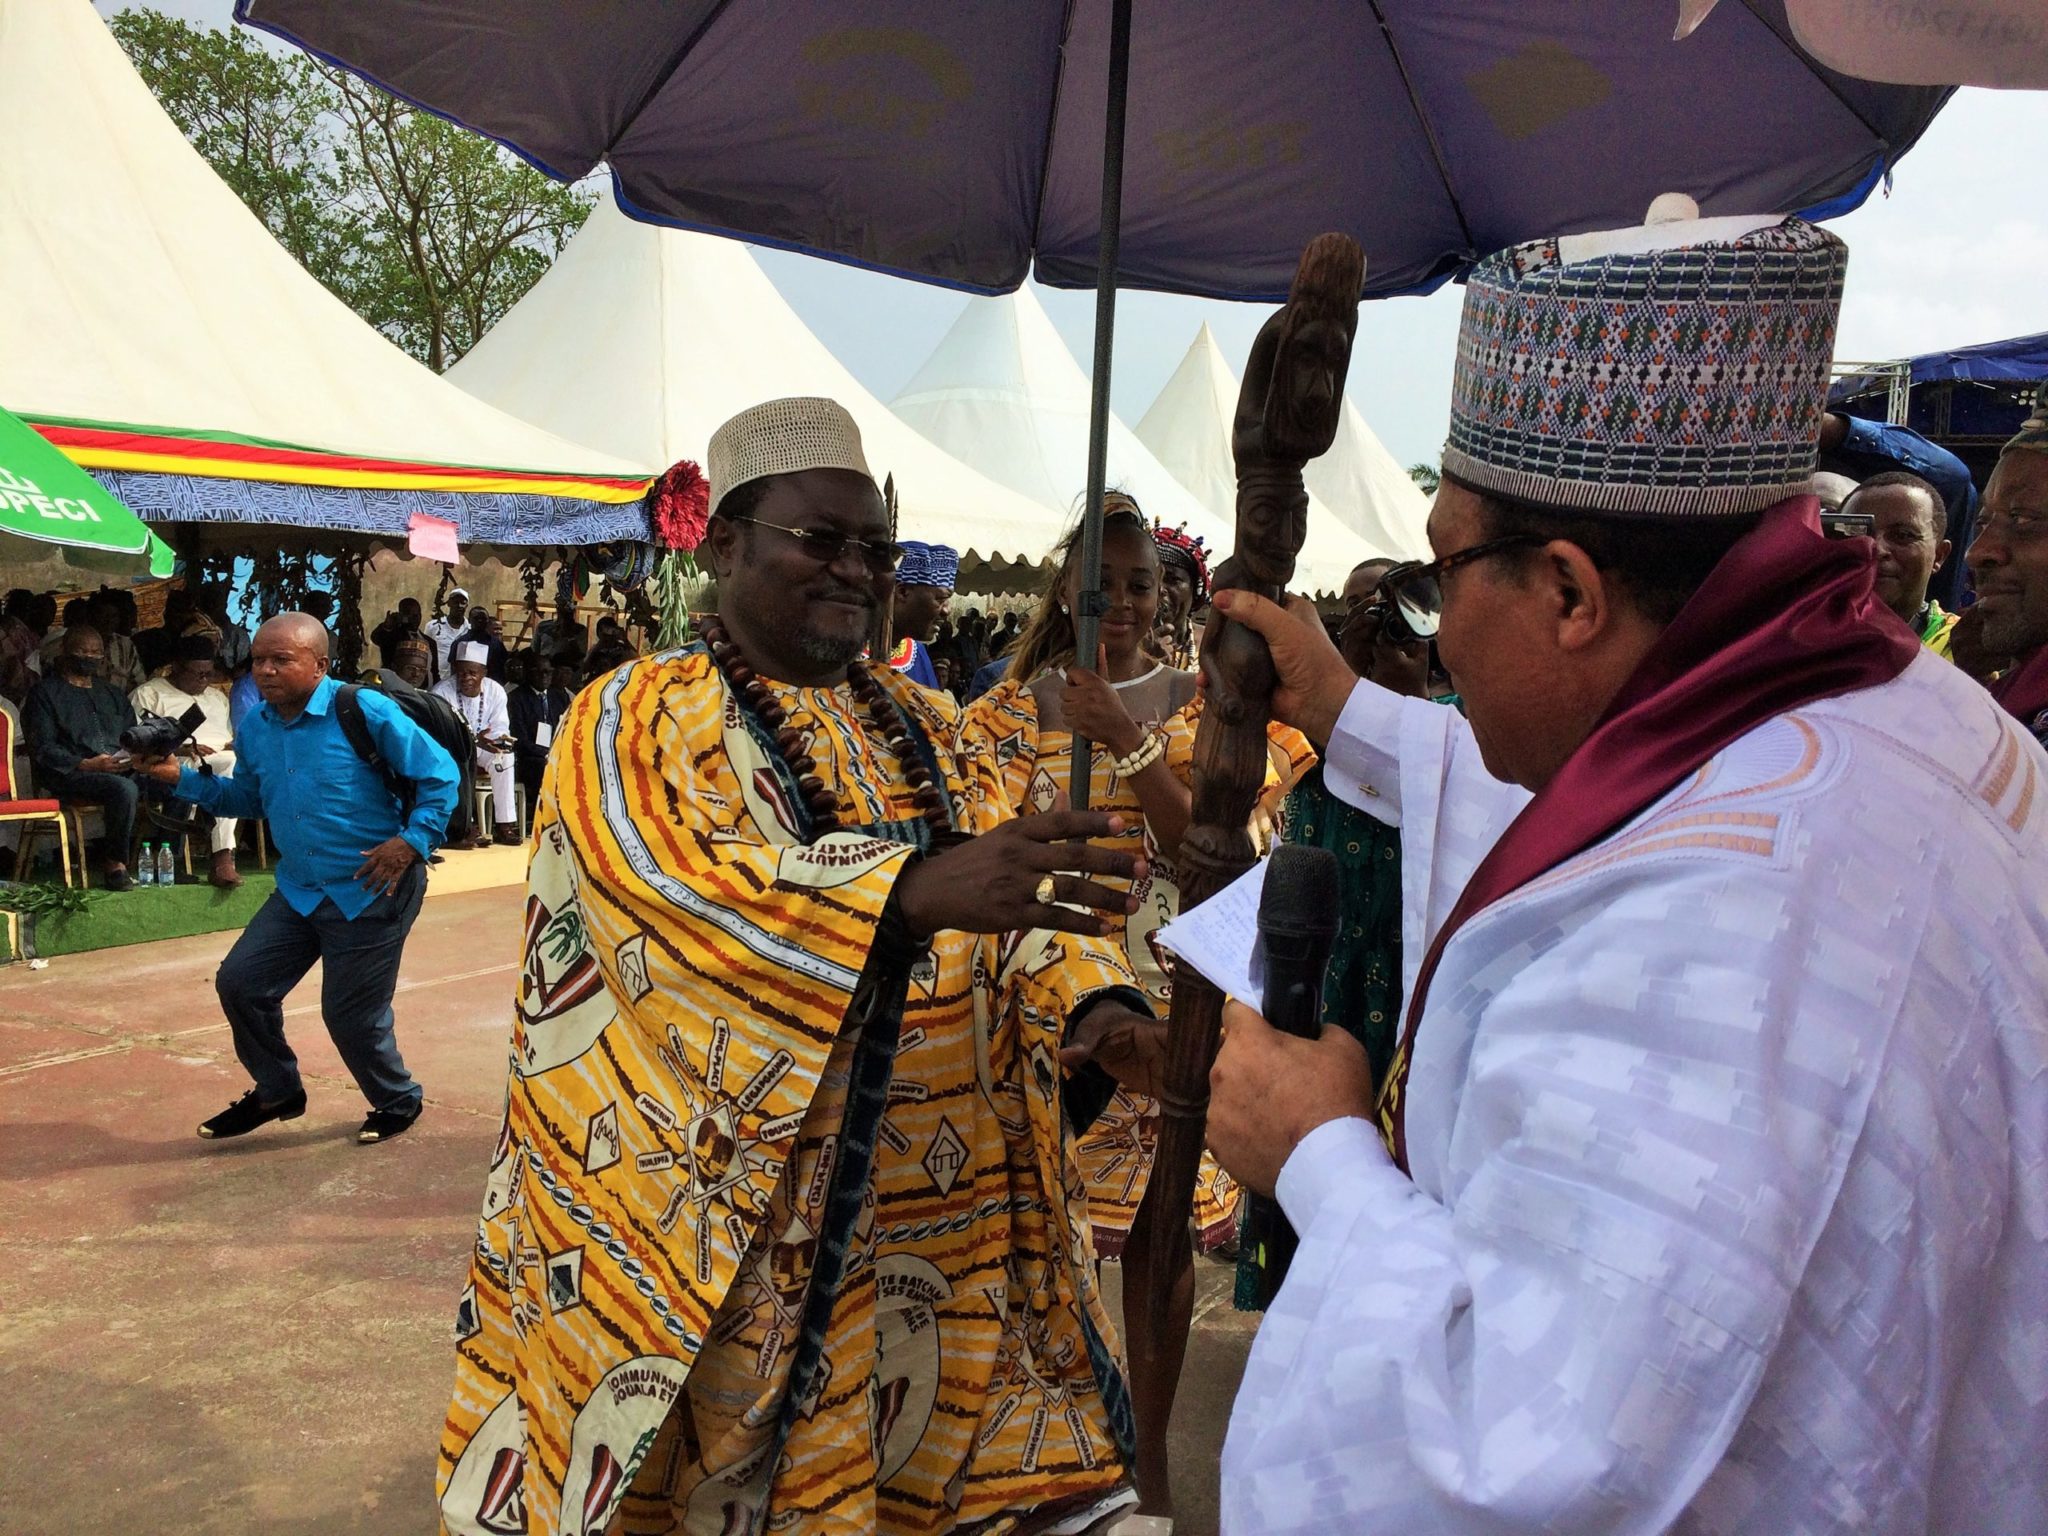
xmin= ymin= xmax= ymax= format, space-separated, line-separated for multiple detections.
xmin=0 ymin=407 xmax=173 ymax=576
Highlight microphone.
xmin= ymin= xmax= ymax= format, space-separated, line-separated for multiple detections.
xmin=1239 ymin=843 xmax=1341 ymax=1307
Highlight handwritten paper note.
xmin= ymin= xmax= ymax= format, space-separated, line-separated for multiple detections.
xmin=407 ymin=511 xmax=460 ymax=564
xmin=1154 ymin=856 xmax=1270 ymax=1007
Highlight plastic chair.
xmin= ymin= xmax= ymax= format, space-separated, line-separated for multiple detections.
xmin=0 ymin=711 xmax=73 ymax=887
xmin=473 ymin=771 xmax=528 ymax=838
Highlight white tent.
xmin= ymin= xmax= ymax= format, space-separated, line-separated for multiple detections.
xmin=1136 ymin=325 xmax=1400 ymax=582
xmin=0 ymin=0 xmax=644 ymax=543
xmin=892 ymin=290 xmax=1365 ymax=595
xmin=1306 ymin=394 xmax=1434 ymax=563
xmin=449 ymin=191 xmax=1071 ymax=565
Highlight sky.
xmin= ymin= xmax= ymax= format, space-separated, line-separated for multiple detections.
xmin=107 ymin=1 xmax=2048 ymax=470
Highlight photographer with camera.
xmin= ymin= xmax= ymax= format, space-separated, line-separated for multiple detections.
xmin=132 ymin=633 xmax=242 ymax=888
xmin=133 ymin=613 xmax=460 ymax=1147
xmin=21 ymin=624 xmax=144 ymax=889
xmin=370 ymin=596 xmax=426 ymax=675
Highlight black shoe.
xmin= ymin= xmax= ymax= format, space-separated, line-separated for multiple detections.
xmin=198 ymin=1086 xmax=306 ymax=1139
xmin=104 ymin=866 xmax=134 ymax=893
xmin=357 ymin=1103 xmax=421 ymax=1144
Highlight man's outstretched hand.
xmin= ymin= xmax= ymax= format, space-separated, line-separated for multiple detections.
xmin=1206 ymin=1000 xmax=1377 ymax=1197
xmin=1059 ymin=1000 xmax=1167 ymax=1098
xmin=894 ymin=810 xmax=1147 ymax=942
xmin=131 ymin=753 xmax=183 ymax=786
xmin=1208 ymin=590 xmax=1361 ymax=748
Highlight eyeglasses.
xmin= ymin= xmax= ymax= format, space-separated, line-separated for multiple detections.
xmin=1376 ymin=535 xmax=1548 ymax=641
xmin=724 ymin=515 xmax=903 ymax=573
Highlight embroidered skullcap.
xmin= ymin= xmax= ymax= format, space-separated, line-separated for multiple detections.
xmin=1152 ymin=522 xmax=1211 ymax=603
xmin=707 ymin=397 xmax=874 ymax=515
xmin=2001 ymin=398 xmax=2048 ymax=458
xmin=1443 ymin=199 xmax=1849 ymax=517
xmin=453 ymin=640 xmax=489 ymax=665
xmin=175 ymin=633 xmax=217 ymax=662
xmin=896 ymin=541 xmax=959 ymax=589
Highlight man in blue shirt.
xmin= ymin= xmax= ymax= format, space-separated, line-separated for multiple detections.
xmin=137 ymin=613 xmax=460 ymax=1146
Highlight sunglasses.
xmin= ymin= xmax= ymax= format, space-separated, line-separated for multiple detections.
xmin=724 ymin=516 xmax=904 ymax=573
xmin=1375 ymin=534 xmax=1548 ymax=641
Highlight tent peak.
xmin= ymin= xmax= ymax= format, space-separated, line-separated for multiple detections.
xmin=446 ymin=183 xmax=1078 ymax=564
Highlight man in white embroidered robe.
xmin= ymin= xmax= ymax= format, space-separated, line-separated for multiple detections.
xmin=1203 ymin=211 xmax=2048 ymax=1534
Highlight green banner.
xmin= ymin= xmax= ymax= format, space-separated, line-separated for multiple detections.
xmin=0 ymin=408 xmax=173 ymax=576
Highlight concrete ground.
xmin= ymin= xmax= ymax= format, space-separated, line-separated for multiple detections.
xmin=0 ymin=875 xmax=1256 ymax=1535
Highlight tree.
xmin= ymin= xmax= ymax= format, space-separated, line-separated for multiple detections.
xmin=110 ymin=9 xmax=343 ymax=275
xmin=110 ymin=8 xmax=591 ymax=372
xmin=1408 ymin=461 xmax=1442 ymax=496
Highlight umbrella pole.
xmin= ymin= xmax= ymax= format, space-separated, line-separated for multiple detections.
xmin=1068 ymin=0 xmax=1132 ymax=808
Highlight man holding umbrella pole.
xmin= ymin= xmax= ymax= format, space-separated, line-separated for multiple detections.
xmin=1203 ymin=209 xmax=2048 ymax=1533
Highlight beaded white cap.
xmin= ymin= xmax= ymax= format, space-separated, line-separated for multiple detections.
xmin=707 ymin=397 xmax=874 ymax=514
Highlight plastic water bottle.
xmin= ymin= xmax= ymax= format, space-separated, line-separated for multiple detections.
xmin=136 ymin=843 xmax=156 ymax=888
xmin=156 ymin=842 xmax=176 ymax=887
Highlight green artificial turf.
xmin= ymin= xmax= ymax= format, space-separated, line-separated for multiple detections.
xmin=25 ymin=870 xmax=277 ymax=958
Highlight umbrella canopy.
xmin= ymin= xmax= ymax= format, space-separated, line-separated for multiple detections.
xmin=1 ymin=0 xmax=649 ymax=550
xmin=0 ymin=408 xmax=173 ymax=576
xmin=447 ymin=191 xmax=1082 ymax=565
xmin=237 ymin=1 xmax=1949 ymax=301
xmin=1136 ymin=324 xmax=1429 ymax=568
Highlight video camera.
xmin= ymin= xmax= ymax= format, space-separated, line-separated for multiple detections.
xmin=119 ymin=703 xmax=207 ymax=759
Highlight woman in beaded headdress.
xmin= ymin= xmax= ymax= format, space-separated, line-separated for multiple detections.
xmin=1149 ymin=521 xmax=1210 ymax=670
xmin=960 ymin=494 xmax=1315 ymax=1260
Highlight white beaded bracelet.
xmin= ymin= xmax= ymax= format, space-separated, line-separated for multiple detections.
xmin=1110 ymin=732 xmax=1165 ymax=779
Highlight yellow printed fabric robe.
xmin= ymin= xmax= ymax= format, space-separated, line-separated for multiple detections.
xmin=439 ymin=649 xmax=1141 ymax=1536
xmin=956 ymin=674 xmax=1316 ymax=1258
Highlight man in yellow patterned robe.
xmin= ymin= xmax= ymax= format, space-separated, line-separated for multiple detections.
xmin=439 ymin=398 xmax=1161 ymax=1536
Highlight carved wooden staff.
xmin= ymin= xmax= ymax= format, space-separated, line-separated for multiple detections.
xmin=1120 ymin=232 xmax=1364 ymax=1515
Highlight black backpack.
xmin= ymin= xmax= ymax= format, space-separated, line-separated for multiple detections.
xmin=334 ymin=671 xmax=475 ymax=846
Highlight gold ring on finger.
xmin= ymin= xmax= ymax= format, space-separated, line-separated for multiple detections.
xmin=1035 ymin=875 xmax=1057 ymax=904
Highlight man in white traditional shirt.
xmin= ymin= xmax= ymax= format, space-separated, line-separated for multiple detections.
xmin=431 ymin=640 xmax=518 ymax=847
xmin=1201 ymin=207 xmax=2048 ymax=1534
xmin=131 ymin=633 xmax=240 ymax=887
xmin=424 ymin=587 xmax=470 ymax=684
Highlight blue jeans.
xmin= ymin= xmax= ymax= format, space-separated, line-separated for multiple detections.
xmin=214 ymin=863 xmax=427 ymax=1114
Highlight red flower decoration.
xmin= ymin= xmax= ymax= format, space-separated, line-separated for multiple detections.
xmin=650 ymin=459 xmax=711 ymax=552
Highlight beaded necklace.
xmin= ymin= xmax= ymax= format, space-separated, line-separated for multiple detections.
xmin=698 ymin=615 xmax=951 ymax=841
xmin=451 ymin=685 xmax=493 ymax=735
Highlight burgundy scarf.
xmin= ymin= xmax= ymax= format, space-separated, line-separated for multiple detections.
xmin=1382 ymin=497 xmax=1919 ymax=1172
xmin=1991 ymin=646 xmax=2048 ymax=734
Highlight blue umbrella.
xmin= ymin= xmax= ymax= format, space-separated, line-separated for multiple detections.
xmin=236 ymin=1 xmax=1944 ymax=302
